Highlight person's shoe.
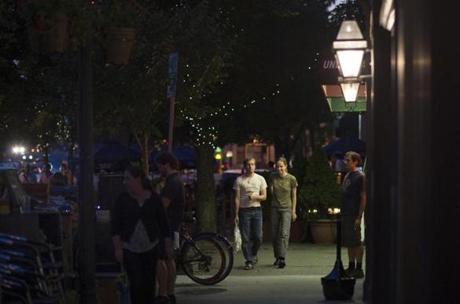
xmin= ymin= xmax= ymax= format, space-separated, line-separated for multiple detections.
xmin=277 ymin=259 xmax=286 ymax=269
xmin=156 ymin=296 xmax=170 ymax=304
xmin=273 ymin=258 xmax=280 ymax=266
xmin=168 ymin=294 xmax=176 ymax=304
xmin=244 ymin=262 xmax=254 ymax=270
xmin=345 ymin=267 xmax=355 ymax=277
xmin=353 ymin=268 xmax=364 ymax=279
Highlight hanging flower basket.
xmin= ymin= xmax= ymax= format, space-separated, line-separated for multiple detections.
xmin=106 ymin=27 xmax=136 ymax=65
xmin=47 ymin=12 xmax=69 ymax=53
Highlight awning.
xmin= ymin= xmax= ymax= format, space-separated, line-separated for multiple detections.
xmin=322 ymin=84 xmax=367 ymax=112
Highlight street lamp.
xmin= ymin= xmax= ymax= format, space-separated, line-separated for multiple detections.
xmin=333 ymin=20 xmax=368 ymax=102
xmin=12 ymin=145 xmax=26 ymax=155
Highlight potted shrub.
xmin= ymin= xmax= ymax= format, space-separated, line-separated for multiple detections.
xmin=104 ymin=0 xmax=138 ymax=65
xmin=298 ymin=149 xmax=341 ymax=244
xmin=28 ymin=0 xmax=75 ymax=53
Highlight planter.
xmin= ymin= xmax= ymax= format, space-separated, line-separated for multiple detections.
xmin=309 ymin=219 xmax=337 ymax=244
xmin=47 ymin=12 xmax=69 ymax=53
xmin=289 ymin=219 xmax=307 ymax=242
xmin=106 ymin=27 xmax=136 ymax=65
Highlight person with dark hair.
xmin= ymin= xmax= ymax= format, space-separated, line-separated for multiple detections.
xmin=59 ymin=162 xmax=75 ymax=186
xmin=111 ymin=165 xmax=171 ymax=304
xmin=234 ymin=158 xmax=267 ymax=270
xmin=270 ymin=157 xmax=298 ymax=268
xmin=341 ymin=151 xmax=366 ymax=279
xmin=155 ymin=152 xmax=184 ymax=304
xmin=40 ymin=163 xmax=52 ymax=184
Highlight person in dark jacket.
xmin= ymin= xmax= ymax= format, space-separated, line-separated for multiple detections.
xmin=111 ymin=165 xmax=171 ymax=304
xmin=155 ymin=152 xmax=185 ymax=304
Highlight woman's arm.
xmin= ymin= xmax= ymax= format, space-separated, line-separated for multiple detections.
xmin=291 ymin=186 xmax=297 ymax=222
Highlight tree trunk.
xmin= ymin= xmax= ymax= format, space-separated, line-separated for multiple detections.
xmin=195 ymin=144 xmax=216 ymax=232
xmin=135 ymin=133 xmax=150 ymax=176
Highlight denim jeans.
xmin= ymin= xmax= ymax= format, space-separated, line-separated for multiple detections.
xmin=271 ymin=208 xmax=292 ymax=259
xmin=238 ymin=207 xmax=263 ymax=263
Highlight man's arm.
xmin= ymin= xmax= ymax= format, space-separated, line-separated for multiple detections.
xmin=357 ymin=191 xmax=367 ymax=219
xmin=355 ymin=176 xmax=367 ymax=229
xmin=250 ymin=187 xmax=267 ymax=202
xmin=234 ymin=187 xmax=240 ymax=224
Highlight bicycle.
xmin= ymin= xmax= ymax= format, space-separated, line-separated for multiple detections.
xmin=177 ymin=214 xmax=234 ymax=285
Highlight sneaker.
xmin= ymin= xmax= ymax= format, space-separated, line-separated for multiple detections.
xmin=353 ymin=268 xmax=364 ymax=279
xmin=277 ymin=259 xmax=286 ymax=269
xmin=244 ymin=262 xmax=254 ymax=270
xmin=273 ymin=258 xmax=280 ymax=266
xmin=345 ymin=267 xmax=355 ymax=277
xmin=168 ymin=294 xmax=176 ymax=304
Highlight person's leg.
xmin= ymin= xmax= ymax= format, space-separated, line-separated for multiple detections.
xmin=356 ymin=244 xmax=364 ymax=264
xmin=156 ymin=239 xmax=169 ymax=299
xmin=271 ymin=208 xmax=281 ymax=261
xmin=347 ymin=247 xmax=356 ymax=269
xmin=277 ymin=209 xmax=292 ymax=268
xmin=238 ymin=209 xmax=253 ymax=265
xmin=166 ymin=257 xmax=177 ymax=300
xmin=250 ymin=208 xmax=263 ymax=263
xmin=140 ymin=249 xmax=157 ymax=303
xmin=342 ymin=216 xmax=357 ymax=271
xmin=123 ymin=250 xmax=146 ymax=304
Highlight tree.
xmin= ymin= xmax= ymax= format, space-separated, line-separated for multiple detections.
xmin=214 ymin=1 xmax=336 ymax=159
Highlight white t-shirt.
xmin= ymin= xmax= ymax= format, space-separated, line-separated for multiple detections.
xmin=233 ymin=173 xmax=267 ymax=208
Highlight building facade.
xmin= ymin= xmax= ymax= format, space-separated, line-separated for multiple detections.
xmin=364 ymin=0 xmax=460 ymax=303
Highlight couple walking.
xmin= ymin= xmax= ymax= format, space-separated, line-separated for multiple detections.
xmin=234 ymin=157 xmax=298 ymax=270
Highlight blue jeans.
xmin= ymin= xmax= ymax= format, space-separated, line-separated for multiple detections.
xmin=238 ymin=207 xmax=263 ymax=263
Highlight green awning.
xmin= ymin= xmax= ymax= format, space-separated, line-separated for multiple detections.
xmin=326 ymin=97 xmax=367 ymax=112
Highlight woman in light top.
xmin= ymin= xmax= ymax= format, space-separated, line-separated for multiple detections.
xmin=270 ymin=157 xmax=298 ymax=268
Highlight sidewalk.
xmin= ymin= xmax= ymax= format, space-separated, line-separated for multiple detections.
xmin=175 ymin=242 xmax=365 ymax=304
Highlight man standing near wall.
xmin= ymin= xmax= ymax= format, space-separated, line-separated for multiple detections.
xmin=341 ymin=151 xmax=366 ymax=279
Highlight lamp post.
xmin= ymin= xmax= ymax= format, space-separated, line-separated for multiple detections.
xmin=333 ymin=20 xmax=368 ymax=103
xmin=333 ymin=20 xmax=368 ymax=139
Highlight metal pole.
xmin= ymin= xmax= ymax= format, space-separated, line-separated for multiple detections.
xmin=78 ymin=43 xmax=96 ymax=304
xmin=168 ymin=95 xmax=175 ymax=152
xmin=358 ymin=113 xmax=362 ymax=140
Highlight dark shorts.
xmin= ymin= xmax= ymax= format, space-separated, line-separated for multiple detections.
xmin=341 ymin=216 xmax=362 ymax=247
xmin=157 ymin=232 xmax=178 ymax=260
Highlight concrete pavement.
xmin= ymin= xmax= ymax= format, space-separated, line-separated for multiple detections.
xmin=175 ymin=242 xmax=365 ymax=304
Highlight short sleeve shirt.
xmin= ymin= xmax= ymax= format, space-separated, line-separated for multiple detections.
xmin=270 ymin=173 xmax=298 ymax=209
xmin=341 ymin=170 xmax=365 ymax=216
xmin=233 ymin=173 xmax=267 ymax=208
xmin=161 ymin=172 xmax=185 ymax=232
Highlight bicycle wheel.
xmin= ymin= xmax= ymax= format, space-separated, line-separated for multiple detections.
xmin=208 ymin=234 xmax=234 ymax=283
xmin=180 ymin=234 xmax=227 ymax=285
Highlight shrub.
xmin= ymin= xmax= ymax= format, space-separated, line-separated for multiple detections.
xmin=297 ymin=149 xmax=340 ymax=220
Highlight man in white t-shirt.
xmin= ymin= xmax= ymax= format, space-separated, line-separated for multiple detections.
xmin=234 ymin=158 xmax=267 ymax=270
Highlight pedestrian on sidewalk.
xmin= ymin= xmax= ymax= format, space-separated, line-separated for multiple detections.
xmin=155 ymin=152 xmax=185 ymax=304
xmin=341 ymin=151 xmax=366 ymax=279
xmin=234 ymin=158 xmax=267 ymax=270
xmin=270 ymin=157 xmax=298 ymax=269
xmin=111 ymin=165 xmax=171 ymax=304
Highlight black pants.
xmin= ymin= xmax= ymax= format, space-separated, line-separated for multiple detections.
xmin=123 ymin=248 xmax=157 ymax=304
